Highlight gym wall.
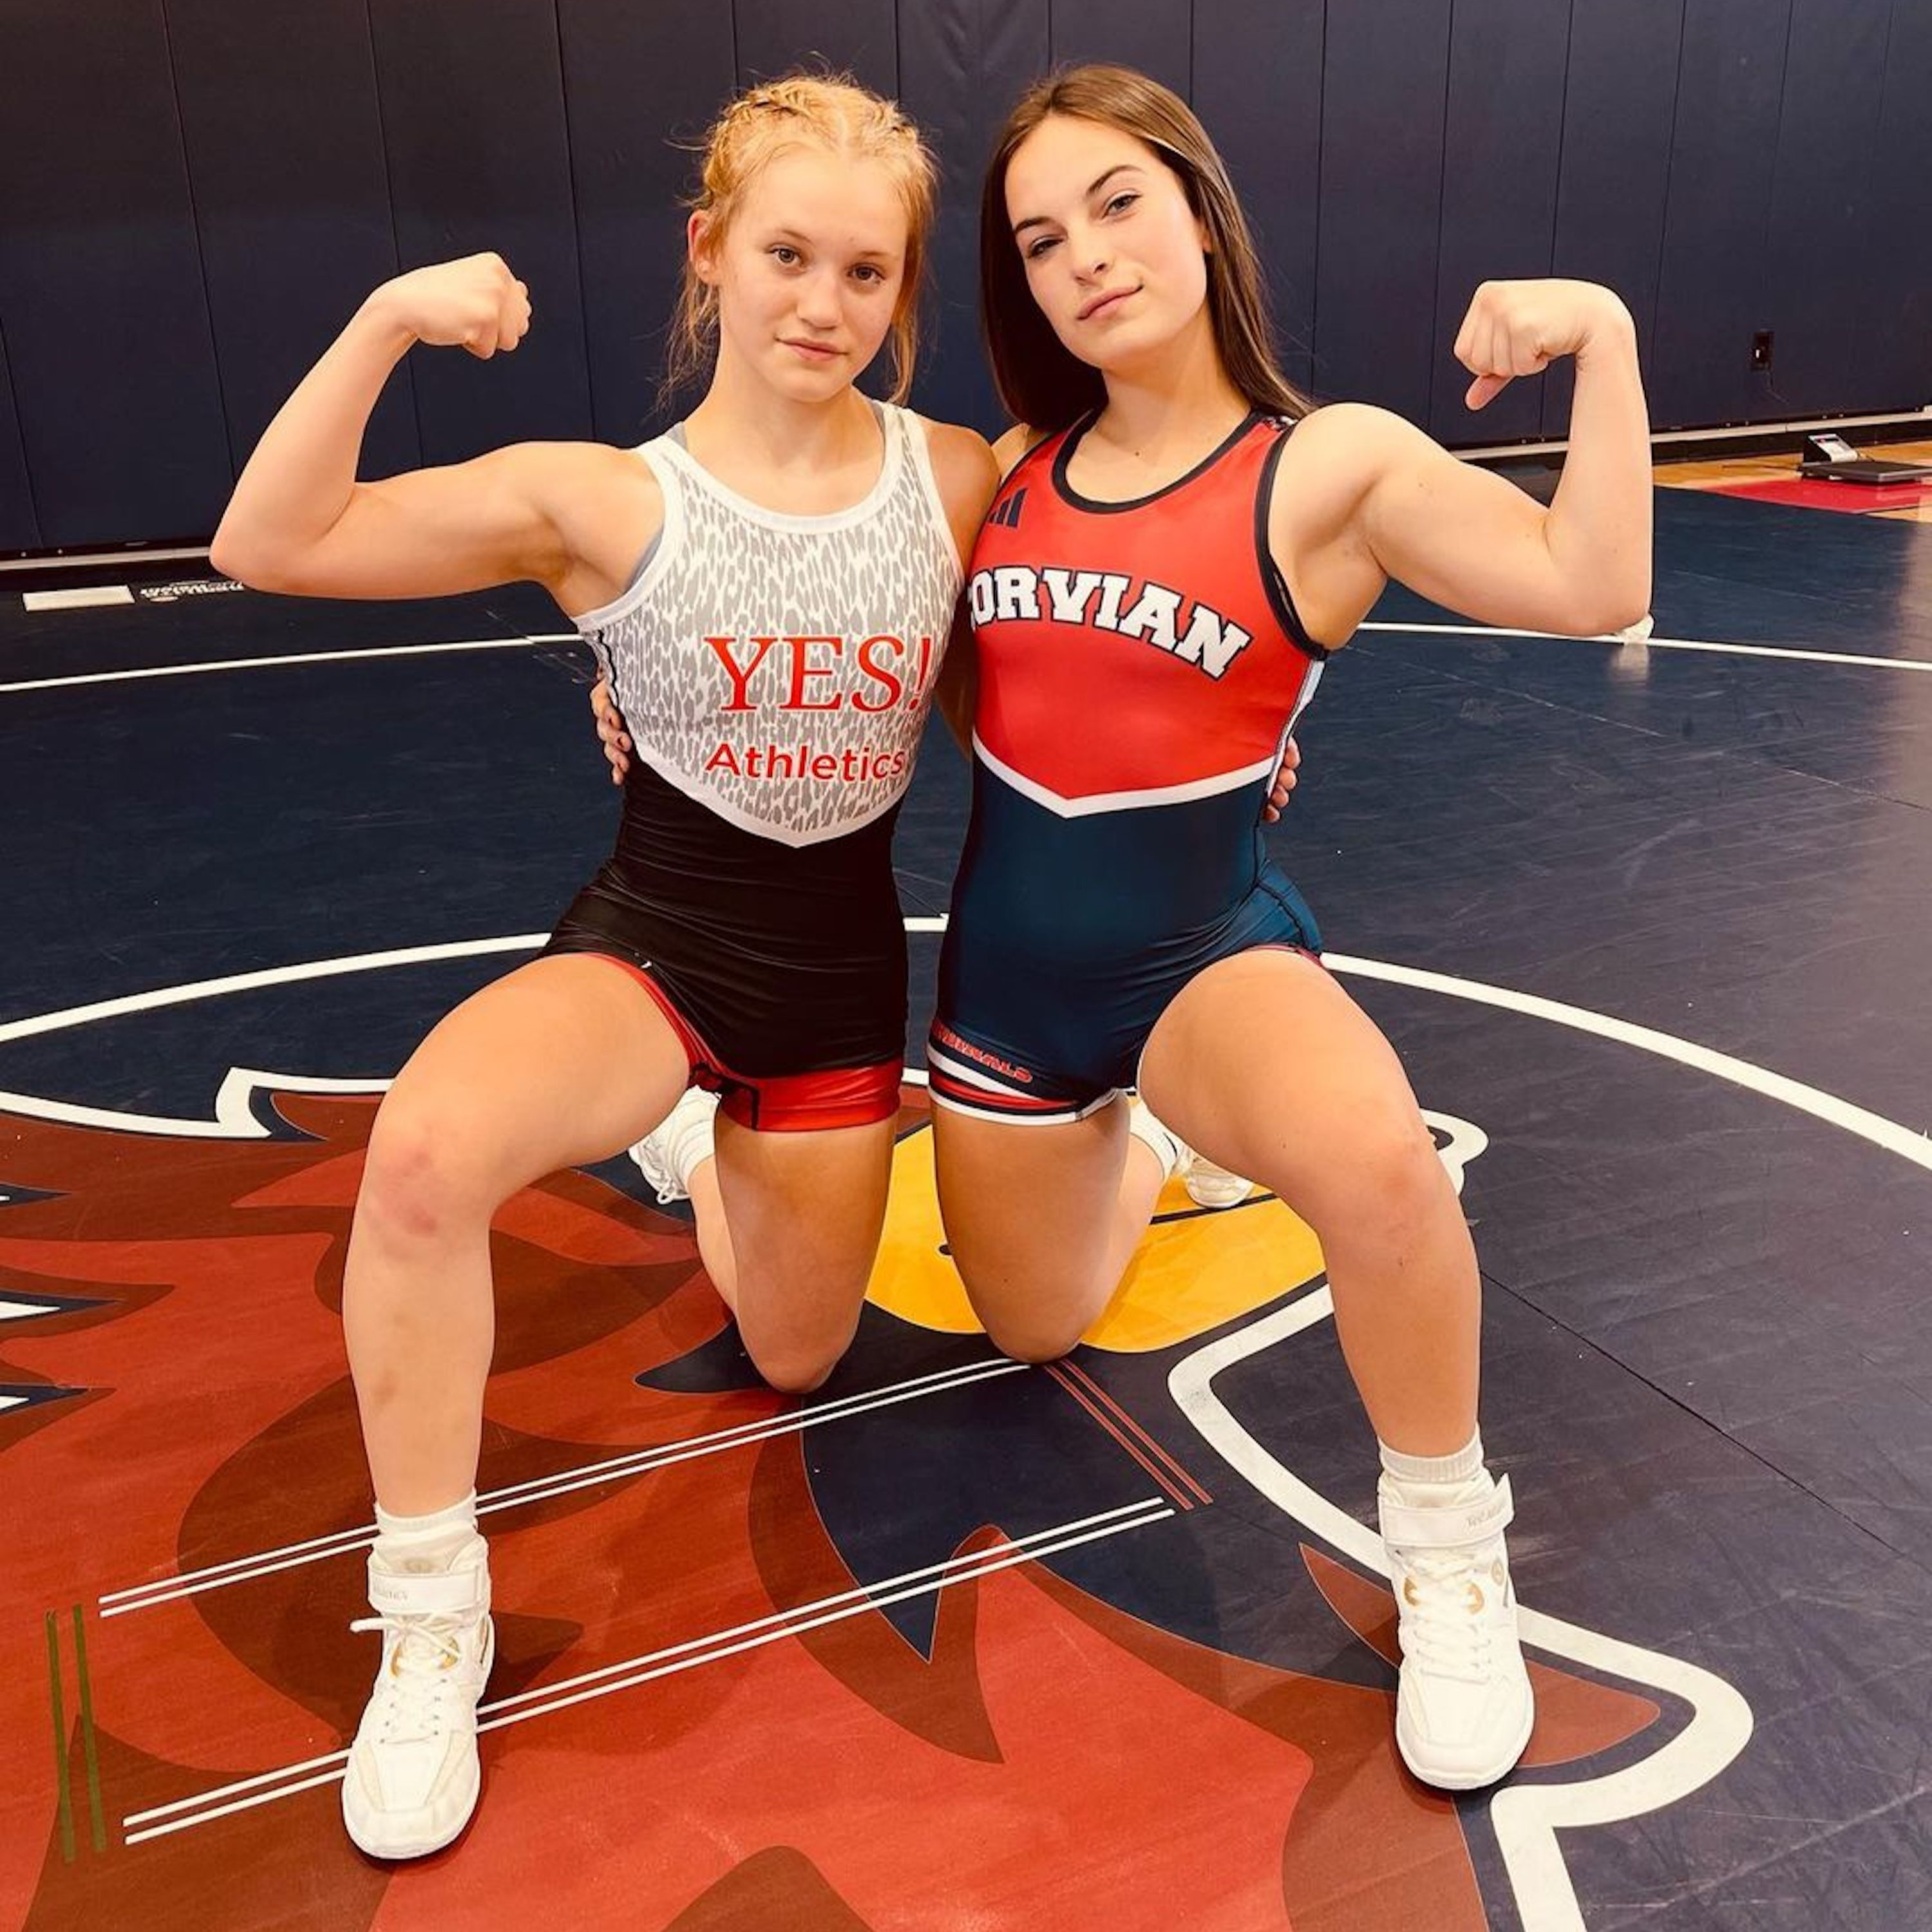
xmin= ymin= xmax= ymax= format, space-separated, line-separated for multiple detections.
xmin=0 ymin=0 xmax=1926 ymax=553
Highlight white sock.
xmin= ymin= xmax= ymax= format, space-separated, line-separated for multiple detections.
xmin=1125 ymin=1099 xmax=1186 ymax=1181
xmin=670 ymin=1088 xmax=720 ymax=1192
xmin=372 ymin=1491 xmax=480 ymax=1573
xmin=1379 ymin=1431 xmax=1488 ymax=1504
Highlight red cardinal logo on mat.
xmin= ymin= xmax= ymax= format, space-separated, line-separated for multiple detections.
xmin=1 ymin=1088 xmax=1736 ymax=1931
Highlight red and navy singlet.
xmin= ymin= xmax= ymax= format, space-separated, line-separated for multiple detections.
xmin=929 ymin=410 xmax=1327 ymax=1122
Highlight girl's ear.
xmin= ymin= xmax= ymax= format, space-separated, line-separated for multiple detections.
xmin=687 ymin=210 xmax=719 ymax=285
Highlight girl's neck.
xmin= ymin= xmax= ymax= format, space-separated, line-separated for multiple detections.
xmin=1087 ymin=317 xmax=1249 ymax=475
xmin=683 ymin=354 xmax=882 ymax=484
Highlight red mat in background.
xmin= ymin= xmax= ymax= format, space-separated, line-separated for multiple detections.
xmin=1707 ymin=475 xmax=1932 ymax=514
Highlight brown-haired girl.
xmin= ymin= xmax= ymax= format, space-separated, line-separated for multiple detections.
xmin=212 ymin=73 xmax=998 ymax=1859
xmin=925 ymin=64 xmax=1652 ymax=1792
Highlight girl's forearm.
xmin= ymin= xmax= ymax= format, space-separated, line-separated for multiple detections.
xmin=1542 ymin=303 xmax=1653 ymax=628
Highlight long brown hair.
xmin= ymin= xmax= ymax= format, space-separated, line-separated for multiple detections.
xmin=664 ymin=72 xmax=938 ymax=407
xmin=979 ymin=64 xmax=1311 ymax=433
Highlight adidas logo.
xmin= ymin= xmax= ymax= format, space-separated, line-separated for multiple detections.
xmin=986 ymin=486 xmax=1028 ymax=530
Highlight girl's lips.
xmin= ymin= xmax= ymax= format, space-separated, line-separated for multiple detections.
xmin=1078 ymin=287 xmax=1136 ymax=322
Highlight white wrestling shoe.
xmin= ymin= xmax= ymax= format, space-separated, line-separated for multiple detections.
xmin=1182 ymin=1153 xmax=1254 ymax=1209
xmin=629 ymin=1086 xmax=720 ymax=1204
xmin=1379 ymin=1472 xmax=1534 ymax=1789
xmin=342 ymin=1535 xmax=495 ymax=1860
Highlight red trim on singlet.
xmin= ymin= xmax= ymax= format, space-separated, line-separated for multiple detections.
xmin=925 ymin=1066 xmax=1069 ymax=1116
xmin=585 ymin=955 xmax=900 ymax=1131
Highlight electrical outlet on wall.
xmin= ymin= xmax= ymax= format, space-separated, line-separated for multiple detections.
xmin=1752 ymin=329 xmax=1774 ymax=372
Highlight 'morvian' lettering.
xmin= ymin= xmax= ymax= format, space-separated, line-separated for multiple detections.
xmin=967 ymin=566 xmax=1252 ymax=678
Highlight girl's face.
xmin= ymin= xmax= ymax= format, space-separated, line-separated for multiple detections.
xmin=1003 ymin=113 xmax=1211 ymax=375
xmin=694 ymin=145 xmax=909 ymax=401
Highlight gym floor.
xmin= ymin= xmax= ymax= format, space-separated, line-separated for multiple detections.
xmin=1653 ymin=435 xmax=1932 ymax=519
xmin=3 ymin=456 xmax=1929 ymax=1930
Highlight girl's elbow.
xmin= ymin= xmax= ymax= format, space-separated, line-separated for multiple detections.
xmin=208 ymin=520 xmax=256 ymax=585
xmin=209 ymin=526 xmax=290 ymax=593
xmin=1570 ymin=595 xmax=1647 ymax=636
xmin=1567 ymin=574 xmax=1651 ymax=637
xmin=1604 ymin=576 xmax=1654 ymax=634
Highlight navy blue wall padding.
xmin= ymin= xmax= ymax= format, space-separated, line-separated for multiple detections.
xmin=0 ymin=319 xmax=38 ymax=551
xmin=556 ymin=0 xmax=737 ymax=445
xmin=733 ymin=0 xmax=898 ymax=97
xmin=1757 ymin=0 xmax=1891 ymax=419
xmin=1429 ymin=0 xmax=1571 ymax=445
xmin=8 ymin=0 xmax=1932 ymax=551
xmin=1544 ymin=0 xmax=1685 ymax=437
xmin=1050 ymin=0 xmax=1191 ymax=94
xmin=1314 ymin=0 xmax=1454 ymax=423
xmin=367 ymin=0 xmax=594 ymax=466
xmin=166 ymin=0 xmax=419 ymax=486
xmin=898 ymin=0 xmax=1050 ymax=439
xmin=1862 ymin=0 xmax=1932 ymax=414
xmin=0 ymin=0 xmax=232 ymax=545
xmin=1192 ymin=0 xmax=1325 ymax=401
xmin=1651 ymin=0 xmax=1795 ymax=428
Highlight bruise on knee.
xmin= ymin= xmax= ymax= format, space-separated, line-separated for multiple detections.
xmin=358 ymin=1116 xmax=478 ymax=1247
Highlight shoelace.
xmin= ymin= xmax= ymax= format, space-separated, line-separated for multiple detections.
xmin=1394 ymin=1545 xmax=1499 ymax=1683
xmin=350 ymin=1613 xmax=473 ymax=1742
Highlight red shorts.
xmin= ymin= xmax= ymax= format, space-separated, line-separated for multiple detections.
xmin=589 ymin=955 xmax=901 ymax=1132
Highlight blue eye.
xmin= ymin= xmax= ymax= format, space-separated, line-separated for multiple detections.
xmin=770 ymin=245 xmax=800 ymax=267
xmin=1104 ymin=191 xmax=1139 ymax=218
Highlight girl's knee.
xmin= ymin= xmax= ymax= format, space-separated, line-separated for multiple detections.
xmin=1374 ymin=1117 xmax=1457 ymax=1220
xmin=1305 ymin=1111 xmax=1460 ymax=1257
xmin=358 ymin=1102 xmax=498 ymax=1247
xmin=744 ymin=1334 xmax=848 ymax=1395
xmin=951 ymin=1247 xmax=1101 ymax=1366
xmin=978 ymin=1304 xmax=1087 ymax=1366
xmin=737 ymin=1291 xmax=863 ymax=1394
xmin=974 ymin=1291 xmax=1097 ymax=1368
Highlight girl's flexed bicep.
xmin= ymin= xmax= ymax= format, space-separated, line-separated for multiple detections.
xmin=1285 ymin=282 xmax=1651 ymax=643
xmin=211 ymin=256 xmax=616 ymax=605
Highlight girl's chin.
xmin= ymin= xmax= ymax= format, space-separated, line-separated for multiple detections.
xmin=763 ymin=357 xmax=856 ymax=397
xmin=1061 ymin=336 xmax=1169 ymax=377
xmin=1059 ymin=313 xmax=1180 ymax=361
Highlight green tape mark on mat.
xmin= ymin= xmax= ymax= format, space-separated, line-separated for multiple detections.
xmin=45 ymin=1611 xmax=75 ymax=1864
xmin=72 ymin=1606 xmax=106 ymax=1852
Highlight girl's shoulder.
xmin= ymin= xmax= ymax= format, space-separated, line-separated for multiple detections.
xmin=989 ymin=421 xmax=1053 ymax=479
xmin=911 ymin=412 xmax=1002 ymax=531
xmin=530 ymin=437 xmax=663 ymax=520
xmin=1276 ymin=401 xmax=1429 ymax=486
xmin=518 ymin=440 xmax=665 ymax=616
